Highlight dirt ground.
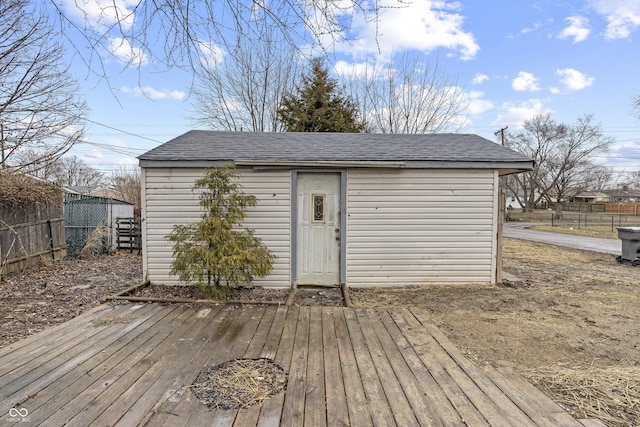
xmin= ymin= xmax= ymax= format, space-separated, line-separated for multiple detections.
xmin=1 ymin=239 xmax=639 ymax=425
xmin=0 ymin=253 xmax=142 ymax=348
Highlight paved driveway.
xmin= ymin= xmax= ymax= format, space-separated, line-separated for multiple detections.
xmin=504 ymin=222 xmax=621 ymax=256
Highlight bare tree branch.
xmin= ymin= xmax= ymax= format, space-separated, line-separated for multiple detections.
xmin=506 ymin=113 xmax=614 ymax=216
xmin=50 ymin=0 xmax=393 ymax=81
xmin=343 ymin=52 xmax=467 ymax=134
xmin=1 ymin=0 xmax=87 ymax=171
xmin=189 ymin=17 xmax=303 ymax=132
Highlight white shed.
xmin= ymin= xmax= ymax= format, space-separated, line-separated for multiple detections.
xmin=139 ymin=131 xmax=533 ymax=287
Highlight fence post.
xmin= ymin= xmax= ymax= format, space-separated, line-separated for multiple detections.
xmin=47 ymin=219 xmax=55 ymax=260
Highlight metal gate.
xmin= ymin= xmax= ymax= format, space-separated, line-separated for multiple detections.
xmin=63 ymin=194 xmax=110 ymax=256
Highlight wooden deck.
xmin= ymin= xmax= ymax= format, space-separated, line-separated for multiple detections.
xmin=0 ymin=303 xmax=601 ymax=426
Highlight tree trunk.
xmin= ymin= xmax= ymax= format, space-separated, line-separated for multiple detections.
xmin=554 ymin=202 xmax=564 ymax=220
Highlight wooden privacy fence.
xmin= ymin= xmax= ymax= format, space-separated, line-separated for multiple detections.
xmin=0 ymin=202 xmax=66 ymax=278
xmin=603 ymin=203 xmax=640 ymax=216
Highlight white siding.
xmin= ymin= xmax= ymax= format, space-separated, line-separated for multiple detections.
xmin=142 ymin=168 xmax=291 ymax=287
xmin=346 ymin=169 xmax=497 ymax=286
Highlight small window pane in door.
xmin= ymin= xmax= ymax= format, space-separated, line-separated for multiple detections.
xmin=312 ymin=194 xmax=325 ymax=223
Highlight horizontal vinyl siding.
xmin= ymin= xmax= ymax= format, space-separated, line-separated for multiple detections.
xmin=143 ymin=168 xmax=291 ymax=287
xmin=346 ymin=169 xmax=496 ymax=286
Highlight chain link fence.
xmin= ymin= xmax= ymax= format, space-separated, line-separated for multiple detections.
xmin=63 ymin=194 xmax=110 ymax=256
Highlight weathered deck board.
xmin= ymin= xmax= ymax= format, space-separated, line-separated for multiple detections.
xmin=303 ymin=308 xmax=326 ymax=427
xmin=320 ymin=308 xmax=347 ymax=427
xmin=332 ymin=308 xmax=373 ymax=427
xmin=0 ymin=303 xmax=593 ymax=426
xmin=17 ymin=304 xmax=180 ymax=426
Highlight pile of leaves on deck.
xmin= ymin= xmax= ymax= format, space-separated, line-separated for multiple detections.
xmin=191 ymin=358 xmax=287 ymax=409
xmin=523 ymin=364 xmax=640 ymax=427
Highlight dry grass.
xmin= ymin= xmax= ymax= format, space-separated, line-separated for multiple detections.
xmin=78 ymin=225 xmax=110 ymax=258
xmin=531 ymin=224 xmax=620 ymax=239
xmin=190 ymin=358 xmax=287 ymax=409
xmin=522 ymin=364 xmax=640 ymax=427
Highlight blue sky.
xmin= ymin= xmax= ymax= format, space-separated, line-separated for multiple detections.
xmin=57 ymin=0 xmax=640 ymax=181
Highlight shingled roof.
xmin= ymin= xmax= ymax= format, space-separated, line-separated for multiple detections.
xmin=139 ymin=131 xmax=533 ymax=173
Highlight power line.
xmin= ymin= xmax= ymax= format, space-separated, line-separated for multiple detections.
xmin=84 ymin=118 xmax=165 ymax=143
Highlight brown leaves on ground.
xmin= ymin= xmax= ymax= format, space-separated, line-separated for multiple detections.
xmin=0 ymin=252 xmax=142 ymax=348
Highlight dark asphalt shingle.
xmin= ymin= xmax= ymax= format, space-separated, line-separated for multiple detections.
xmin=139 ymin=130 xmax=532 ymax=164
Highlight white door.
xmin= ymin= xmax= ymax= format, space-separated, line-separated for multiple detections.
xmin=296 ymin=173 xmax=341 ymax=285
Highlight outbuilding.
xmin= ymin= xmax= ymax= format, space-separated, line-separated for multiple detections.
xmin=139 ymin=131 xmax=533 ymax=288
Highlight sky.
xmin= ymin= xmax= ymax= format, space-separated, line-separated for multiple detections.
xmin=55 ymin=0 xmax=640 ymax=182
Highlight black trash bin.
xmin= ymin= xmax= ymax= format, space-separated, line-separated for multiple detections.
xmin=616 ymin=227 xmax=640 ymax=266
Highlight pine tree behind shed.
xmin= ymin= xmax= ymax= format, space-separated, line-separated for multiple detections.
xmin=277 ymin=57 xmax=366 ymax=132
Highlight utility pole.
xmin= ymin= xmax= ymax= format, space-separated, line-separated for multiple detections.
xmin=494 ymin=125 xmax=508 ymax=146
xmin=1 ymin=123 xmax=5 ymax=169
xmin=494 ymin=125 xmax=509 ymax=284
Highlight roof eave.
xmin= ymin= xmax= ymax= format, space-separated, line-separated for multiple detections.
xmin=139 ymin=159 xmax=534 ymax=172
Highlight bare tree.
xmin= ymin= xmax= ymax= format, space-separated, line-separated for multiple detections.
xmin=12 ymin=148 xmax=64 ymax=181
xmin=109 ymin=166 xmax=141 ymax=213
xmin=626 ymin=170 xmax=640 ymax=189
xmin=50 ymin=0 xmax=396 ymax=78
xmin=1 ymin=1 xmax=87 ymax=171
xmin=13 ymin=152 xmax=103 ymax=187
xmin=581 ymin=164 xmax=613 ymax=191
xmin=506 ymin=113 xmax=614 ymax=217
xmin=343 ymin=53 xmax=467 ymax=134
xmin=55 ymin=157 xmax=104 ymax=187
xmin=189 ymin=20 xmax=303 ymax=132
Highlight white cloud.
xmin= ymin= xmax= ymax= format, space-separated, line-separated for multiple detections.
xmin=465 ymin=91 xmax=493 ymax=115
xmin=198 ymin=41 xmax=226 ymax=70
xmin=472 ymin=73 xmax=489 ymax=85
xmin=84 ymin=149 xmax=104 ymax=160
xmin=117 ymin=157 xmax=138 ymax=167
xmin=519 ymin=20 xmax=544 ymax=35
xmin=334 ymin=59 xmax=381 ymax=77
xmin=332 ymin=0 xmax=479 ymax=61
xmin=507 ymin=18 xmax=553 ymax=39
xmin=491 ymin=99 xmax=550 ymax=127
xmin=558 ymin=16 xmax=590 ymax=43
xmin=604 ymin=140 xmax=640 ymax=167
xmin=108 ymin=37 xmax=148 ymax=66
xmin=121 ymin=86 xmax=186 ymax=101
xmin=512 ymin=72 xmax=541 ymax=92
xmin=589 ymin=0 xmax=640 ymax=39
xmin=556 ymin=68 xmax=595 ymax=91
xmin=58 ymin=0 xmax=138 ymax=31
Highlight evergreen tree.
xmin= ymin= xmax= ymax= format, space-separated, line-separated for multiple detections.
xmin=278 ymin=58 xmax=367 ymax=132
xmin=167 ymin=166 xmax=275 ymax=298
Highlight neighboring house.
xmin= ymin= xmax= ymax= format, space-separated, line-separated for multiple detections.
xmin=603 ymin=185 xmax=640 ymax=203
xmin=570 ymin=191 xmax=598 ymax=204
xmin=138 ymin=131 xmax=534 ymax=287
